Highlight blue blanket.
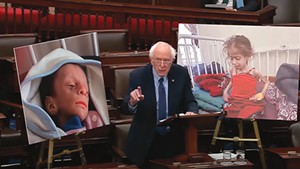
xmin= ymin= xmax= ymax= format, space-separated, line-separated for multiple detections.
xmin=193 ymin=86 xmax=225 ymax=112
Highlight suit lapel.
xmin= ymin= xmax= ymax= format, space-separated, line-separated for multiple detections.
xmin=167 ymin=66 xmax=176 ymax=116
xmin=144 ymin=65 xmax=156 ymax=115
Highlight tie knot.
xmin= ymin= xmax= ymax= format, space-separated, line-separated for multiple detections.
xmin=159 ymin=78 xmax=164 ymax=83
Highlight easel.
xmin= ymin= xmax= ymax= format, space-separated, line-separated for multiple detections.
xmin=210 ymin=113 xmax=267 ymax=169
xmin=36 ymin=132 xmax=86 ymax=169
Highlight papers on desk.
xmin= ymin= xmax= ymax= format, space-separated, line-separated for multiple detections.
xmin=208 ymin=153 xmax=237 ymax=160
xmin=205 ymin=3 xmax=227 ymax=9
xmin=287 ymin=151 xmax=300 ymax=156
xmin=158 ymin=116 xmax=176 ymax=126
xmin=158 ymin=112 xmax=221 ymax=126
xmin=157 ymin=113 xmax=185 ymax=126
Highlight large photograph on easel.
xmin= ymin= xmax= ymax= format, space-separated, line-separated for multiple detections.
xmin=177 ymin=24 xmax=299 ymax=121
xmin=14 ymin=33 xmax=109 ymax=144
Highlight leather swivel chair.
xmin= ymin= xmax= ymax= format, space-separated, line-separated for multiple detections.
xmin=289 ymin=122 xmax=300 ymax=147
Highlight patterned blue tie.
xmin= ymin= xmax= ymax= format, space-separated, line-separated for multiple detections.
xmin=157 ymin=78 xmax=168 ymax=135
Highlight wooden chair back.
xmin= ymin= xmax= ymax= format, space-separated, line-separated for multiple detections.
xmin=0 ymin=33 xmax=37 ymax=58
xmin=81 ymin=29 xmax=129 ymax=53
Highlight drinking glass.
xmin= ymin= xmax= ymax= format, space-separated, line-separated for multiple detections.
xmin=234 ymin=150 xmax=247 ymax=165
xmin=220 ymin=150 xmax=233 ymax=166
xmin=236 ymin=150 xmax=245 ymax=161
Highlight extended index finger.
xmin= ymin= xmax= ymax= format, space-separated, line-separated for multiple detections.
xmin=137 ymin=86 xmax=142 ymax=95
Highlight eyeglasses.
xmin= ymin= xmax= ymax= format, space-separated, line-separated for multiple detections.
xmin=152 ymin=58 xmax=173 ymax=66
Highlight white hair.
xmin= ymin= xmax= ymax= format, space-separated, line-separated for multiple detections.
xmin=149 ymin=41 xmax=176 ymax=59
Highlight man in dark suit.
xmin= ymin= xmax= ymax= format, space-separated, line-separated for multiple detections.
xmin=121 ymin=41 xmax=198 ymax=168
xmin=204 ymin=0 xmax=261 ymax=11
xmin=226 ymin=0 xmax=262 ymax=11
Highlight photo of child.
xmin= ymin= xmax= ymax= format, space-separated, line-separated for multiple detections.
xmin=20 ymin=48 xmax=109 ymax=144
xmin=222 ymin=35 xmax=270 ymax=118
xmin=178 ymin=24 xmax=298 ymax=121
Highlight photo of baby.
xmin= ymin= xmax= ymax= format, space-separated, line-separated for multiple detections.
xmin=14 ymin=34 xmax=109 ymax=144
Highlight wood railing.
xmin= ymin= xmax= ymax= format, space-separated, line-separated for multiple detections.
xmin=0 ymin=0 xmax=277 ymax=49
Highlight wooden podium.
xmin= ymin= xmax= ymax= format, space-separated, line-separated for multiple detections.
xmin=149 ymin=113 xmax=255 ymax=169
xmin=157 ymin=113 xmax=219 ymax=154
xmin=150 ymin=114 xmax=217 ymax=164
xmin=176 ymin=114 xmax=220 ymax=155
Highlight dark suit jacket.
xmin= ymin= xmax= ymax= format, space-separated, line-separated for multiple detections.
xmin=205 ymin=0 xmax=261 ymax=11
xmin=121 ymin=64 xmax=198 ymax=166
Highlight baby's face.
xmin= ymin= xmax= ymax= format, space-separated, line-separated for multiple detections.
xmin=52 ymin=64 xmax=89 ymax=121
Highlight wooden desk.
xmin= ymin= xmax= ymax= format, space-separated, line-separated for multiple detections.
xmin=264 ymin=147 xmax=300 ymax=169
xmin=52 ymin=162 xmax=138 ymax=169
xmin=104 ymin=0 xmax=202 ymax=8
xmin=149 ymin=153 xmax=254 ymax=169
xmin=100 ymin=51 xmax=149 ymax=65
